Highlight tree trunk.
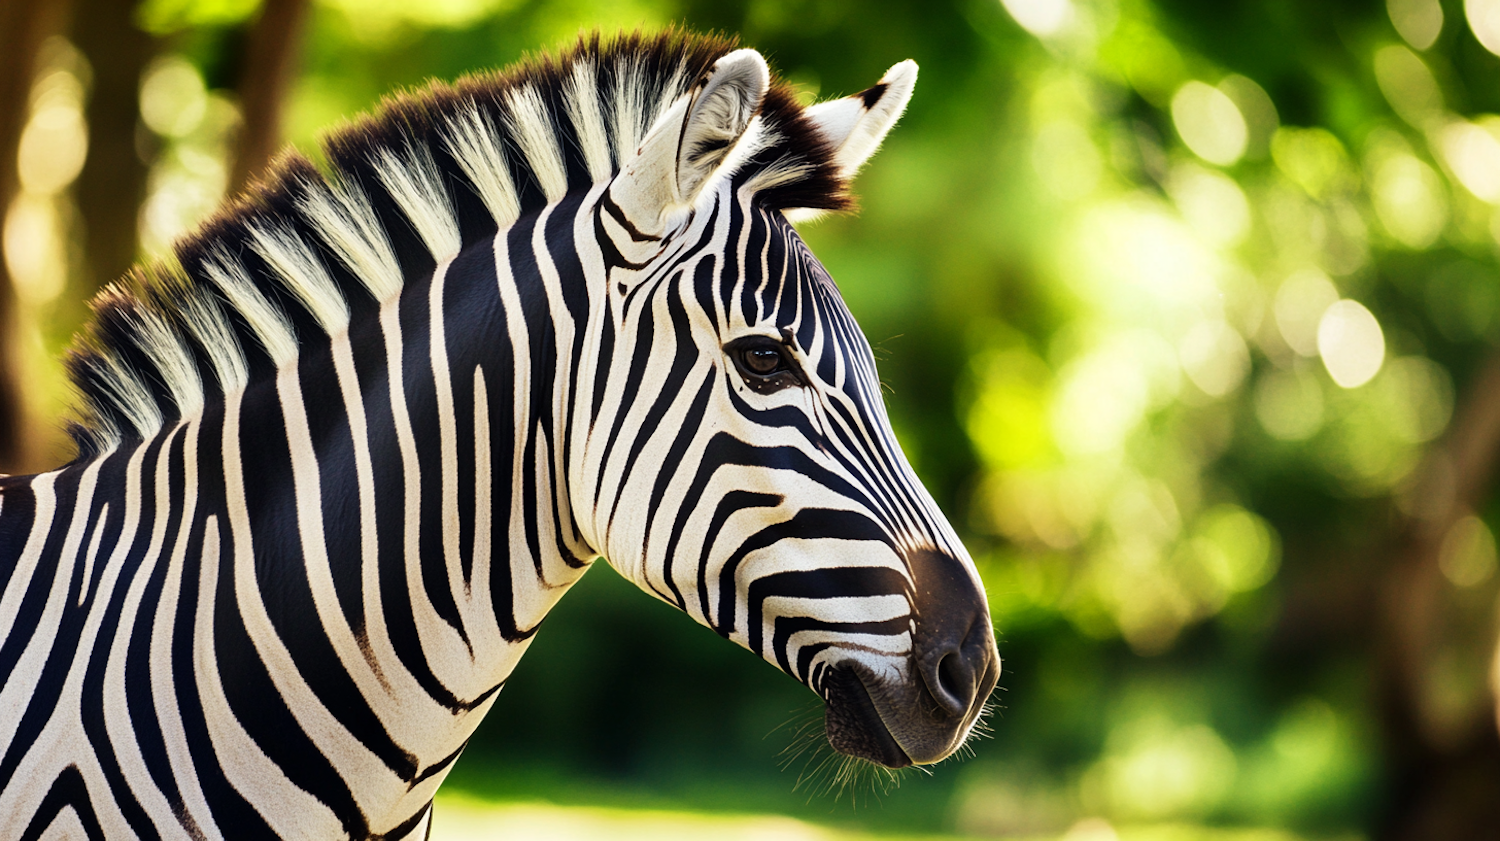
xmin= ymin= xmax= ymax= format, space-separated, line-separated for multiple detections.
xmin=229 ymin=0 xmax=310 ymax=194
xmin=1377 ymin=353 xmax=1500 ymax=841
xmin=70 ymin=0 xmax=156 ymax=301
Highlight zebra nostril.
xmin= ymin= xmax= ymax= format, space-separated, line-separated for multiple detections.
xmin=937 ymin=651 xmax=965 ymax=699
xmin=926 ymin=646 xmax=974 ymax=717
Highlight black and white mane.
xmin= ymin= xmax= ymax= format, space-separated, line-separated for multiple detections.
xmin=66 ymin=31 xmax=848 ymax=459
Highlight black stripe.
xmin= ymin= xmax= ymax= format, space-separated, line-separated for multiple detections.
xmin=714 ymin=507 xmax=893 ymax=638
xmin=18 ymin=766 xmax=106 ymax=841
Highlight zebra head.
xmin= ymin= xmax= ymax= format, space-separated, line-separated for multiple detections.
xmin=575 ymin=50 xmax=1000 ymax=769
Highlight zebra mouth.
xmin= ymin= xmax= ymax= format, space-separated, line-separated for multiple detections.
xmin=822 ymin=667 xmax=912 ymax=769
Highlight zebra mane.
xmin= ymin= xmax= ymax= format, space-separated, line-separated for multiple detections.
xmin=64 ymin=29 xmax=849 ymax=460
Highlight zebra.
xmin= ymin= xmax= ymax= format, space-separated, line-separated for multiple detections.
xmin=0 ymin=31 xmax=999 ymax=839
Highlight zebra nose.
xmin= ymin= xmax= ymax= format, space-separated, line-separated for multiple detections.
xmin=918 ymin=608 xmax=994 ymax=718
xmin=906 ymin=547 xmax=999 ymax=719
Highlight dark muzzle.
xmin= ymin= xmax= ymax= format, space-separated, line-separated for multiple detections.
xmin=822 ymin=548 xmax=1000 ymax=767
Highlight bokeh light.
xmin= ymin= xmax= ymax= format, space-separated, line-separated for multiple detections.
xmin=1318 ymin=300 xmax=1386 ymax=388
xmin=1000 ymin=0 xmax=1075 ymax=38
xmin=1274 ymin=269 xmax=1340 ymax=357
xmin=136 ymin=54 xmax=238 ymax=254
xmin=1178 ymin=319 xmax=1249 ymax=397
xmin=1439 ymin=515 xmax=1498 ymax=587
xmin=16 ymin=73 xmax=87 ymax=195
xmin=1171 ymin=81 xmax=1247 ymax=166
xmin=1389 ymin=0 xmax=1445 ymax=49
xmin=1254 ymin=368 xmax=1325 ymax=441
xmin=5 ymin=2 xmax=1500 ymax=838
xmin=1467 ymin=0 xmax=1500 ymax=56
xmin=140 ymin=55 xmax=208 ymax=138
xmin=1369 ymin=150 xmax=1449 ymax=248
xmin=1440 ymin=119 xmax=1500 ymax=202
xmin=1373 ymin=45 xmax=1444 ymax=127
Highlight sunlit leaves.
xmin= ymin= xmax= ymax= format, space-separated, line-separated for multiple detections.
xmin=137 ymin=0 xmax=261 ymax=34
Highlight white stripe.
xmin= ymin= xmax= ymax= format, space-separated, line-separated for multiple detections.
xmin=504 ymin=82 xmax=569 ymax=202
xmin=192 ymin=512 xmax=343 ymax=838
xmin=379 ymin=296 xmax=476 ymax=694
xmin=469 ymin=364 xmax=499 ymax=661
xmin=221 ymin=388 xmax=407 ymax=817
xmin=0 ymin=450 xmax=145 ymax=836
xmin=427 ymin=257 xmax=473 ymax=646
xmin=149 ymin=419 xmax=217 ymax=838
xmin=50 ymin=458 xmax=105 ymax=609
xmin=489 ymin=229 xmax=537 ymax=633
xmin=103 ymin=424 xmax=197 ymax=839
xmin=280 ymin=340 xmax=451 ymax=750
xmin=0 ymin=472 xmax=59 ymax=760
xmin=329 ymin=333 xmax=391 ymax=696
xmin=278 ymin=360 xmax=392 ymax=712
xmin=77 ymin=501 xmax=108 ymax=606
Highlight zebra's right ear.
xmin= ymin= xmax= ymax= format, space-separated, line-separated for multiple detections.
xmin=803 ymin=60 xmax=917 ymax=182
xmin=607 ymin=49 xmax=769 ymax=238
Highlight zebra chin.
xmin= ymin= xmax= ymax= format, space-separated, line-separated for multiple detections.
xmin=820 ymin=652 xmax=996 ymax=769
xmin=820 ymin=549 xmax=1001 ymax=768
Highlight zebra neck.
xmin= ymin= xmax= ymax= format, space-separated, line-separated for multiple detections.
xmin=0 ymin=191 xmax=615 ymax=836
xmin=278 ymin=188 xmax=608 ymax=694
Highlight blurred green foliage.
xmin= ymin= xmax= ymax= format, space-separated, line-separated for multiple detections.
xmin=10 ymin=0 xmax=1500 ymax=837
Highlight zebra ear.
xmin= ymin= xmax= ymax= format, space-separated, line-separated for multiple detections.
xmin=804 ymin=60 xmax=917 ymax=181
xmin=607 ymin=49 xmax=769 ymax=237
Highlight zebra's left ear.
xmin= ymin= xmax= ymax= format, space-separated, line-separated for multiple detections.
xmin=607 ymin=49 xmax=770 ymax=238
xmin=804 ymin=60 xmax=918 ymax=181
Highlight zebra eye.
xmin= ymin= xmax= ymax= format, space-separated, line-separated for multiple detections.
xmin=724 ymin=336 xmax=804 ymax=393
xmin=745 ymin=346 xmax=783 ymax=374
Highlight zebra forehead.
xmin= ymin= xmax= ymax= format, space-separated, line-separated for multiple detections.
xmin=63 ymin=29 xmax=856 ymax=460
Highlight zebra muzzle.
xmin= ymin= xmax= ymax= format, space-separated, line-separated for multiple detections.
xmin=823 ymin=666 xmax=913 ymax=768
xmin=822 ymin=549 xmax=1001 ymax=768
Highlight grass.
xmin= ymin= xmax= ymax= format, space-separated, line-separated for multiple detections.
xmin=426 ymin=794 xmax=1367 ymax=841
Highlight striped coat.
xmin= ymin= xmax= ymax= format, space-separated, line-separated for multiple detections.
xmin=0 ymin=32 xmax=999 ymax=839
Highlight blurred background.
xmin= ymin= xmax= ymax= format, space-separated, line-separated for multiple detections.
xmin=3 ymin=0 xmax=1500 ymax=838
